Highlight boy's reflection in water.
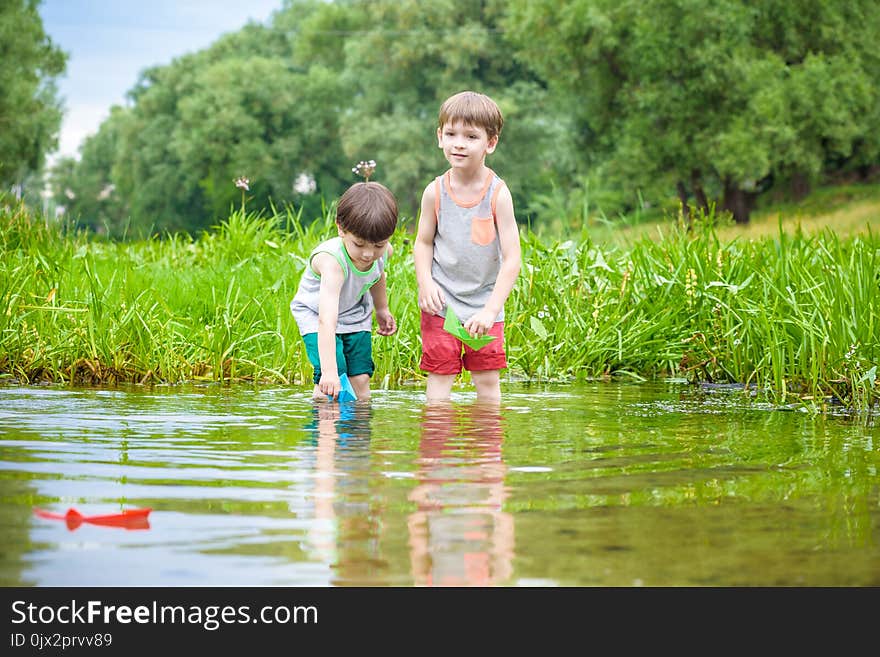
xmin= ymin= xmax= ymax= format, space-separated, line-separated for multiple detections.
xmin=305 ymin=401 xmax=382 ymax=584
xmin=407 ymin=401 xmax=515 ymax=586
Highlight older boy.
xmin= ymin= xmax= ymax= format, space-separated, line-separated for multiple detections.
xmin=414 ymin=91 xmax=522 ymax=402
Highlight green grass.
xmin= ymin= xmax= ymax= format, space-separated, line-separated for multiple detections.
xmin=588 ymin=182 xmax=880 ymax=248
xmin=1 ymin=188 xmax=878 ymax=412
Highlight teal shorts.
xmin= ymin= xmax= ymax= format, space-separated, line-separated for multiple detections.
xmin=302 ymin=331 xmax=374 ymax=384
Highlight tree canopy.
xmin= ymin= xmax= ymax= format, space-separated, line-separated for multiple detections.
xmin=40 ymin=0 xmax=880 ymax=235
xmin=0 ymin=0 xmax=66 ymax=190
xmin=503 ymin=0 xmax=880 ymax=222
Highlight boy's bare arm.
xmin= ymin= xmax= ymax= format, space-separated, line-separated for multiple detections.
xmin=313 ymin=252 xmax=345 ymax=395
xmin=370 ymin=244 xmax=397 ymax=336
xmin=414 ymin=183 xmax=445 ymax=314
xmin=489 ymin=186 xmax=522 ymax=312
xmin=369 ymin=244 xmax=393 ymax=315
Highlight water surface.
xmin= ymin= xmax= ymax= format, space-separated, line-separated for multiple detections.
xmin=1 ymin=381 xmax=877 ymax=586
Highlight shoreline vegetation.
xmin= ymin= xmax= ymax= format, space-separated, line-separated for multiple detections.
xmin=1 ymin=186 xmax=878 ymax=413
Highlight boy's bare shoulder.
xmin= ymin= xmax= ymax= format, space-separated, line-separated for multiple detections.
xmin=494 ymin=181 xmax=515 ymax=211
xmin=496 ymin=180 xmax=513 ymax=201
xmin=420 ymin=179 xmax=436 ymax=200
xmin=310 ymin=251 xmax=344 ymax=279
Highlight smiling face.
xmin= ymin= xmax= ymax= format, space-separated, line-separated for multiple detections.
xmin=437 ymin=120 xmax=498 ymax=171
xmin=337 ymin=227 xmax=388 ymax=272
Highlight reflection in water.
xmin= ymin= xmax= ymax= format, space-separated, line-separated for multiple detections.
xmin=2 ymin=383 xmax=878 ymax=586
xmin=407 ymin=402 xmax=514 ymax=586
xmin=302 ymin=401 xmax=384 ymax=585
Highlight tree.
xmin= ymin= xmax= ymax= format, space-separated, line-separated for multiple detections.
xmin=336 ymin=0 xmax=570 ymax=221
xmin=0 ymin=0 xmax=66 ymax=191
xmin=47 ymin=0 xmax=571 ymax=235
xmin=503 ymin=0 xmax=880 ymax=223
xmin=51 ymin=106 xmax=129 ymax=236
xmin=68 ymin=4 xmax=356 ymax=236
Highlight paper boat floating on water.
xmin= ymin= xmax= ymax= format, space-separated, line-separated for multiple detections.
xmin=33 ymin=507 xmax=152 ymax=531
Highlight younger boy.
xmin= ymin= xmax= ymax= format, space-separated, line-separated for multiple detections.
xmin=291 ymin=181 xmax=398 ymax=401
xmin=413 ymin=91 xmax=522 ymax=402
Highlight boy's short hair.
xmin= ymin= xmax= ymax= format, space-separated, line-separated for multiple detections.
xmin=438 ymin=91 xmax=503 ymax=140
xmin=336 ymin=181 xmax=398 ymax=242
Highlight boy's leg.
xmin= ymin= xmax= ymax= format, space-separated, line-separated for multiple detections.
xmin=302 ymin=332 xmax=346 ymax=401
xmin=463 ymin=321 xmax=506 ymax=402
xmin=340 ymin=331 xmax=374 ymax=400
xmin=425 ymin=373 xmax=457 ymax=401
xmin=420 ymin=311 xmax=464 ymax=402
xmin=470 ymin=370 xmax=501 ymax=402
xmin=348 ymin=374 xmax=371 ymax=401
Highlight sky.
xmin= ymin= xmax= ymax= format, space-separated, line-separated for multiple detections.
xmin=39 ymin=0 xmax=283 ymax=161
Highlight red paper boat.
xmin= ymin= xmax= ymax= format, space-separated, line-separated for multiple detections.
xmin=33 ymin=507 xmax=152 ymax=531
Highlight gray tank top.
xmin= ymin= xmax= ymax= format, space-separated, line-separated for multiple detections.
xmin=290 ymin=236 xmax=385 ymax=335
xmin=431 ymin=169 xmax=506 ymax=322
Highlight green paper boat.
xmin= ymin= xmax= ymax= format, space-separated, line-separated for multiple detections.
xmin=443 ymin=306 xmax=496 ymax=351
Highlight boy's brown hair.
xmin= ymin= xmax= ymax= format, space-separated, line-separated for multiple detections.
xmin=438 ymin=91 xmax=504 ymax=141
xmin=336 ymin=181 xmax=398 ymax=242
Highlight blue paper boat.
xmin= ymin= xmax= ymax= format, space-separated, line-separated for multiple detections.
xmin=329 ymin=373 xmax=358 ymax=403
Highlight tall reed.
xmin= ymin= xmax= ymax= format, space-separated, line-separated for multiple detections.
xmin=1 ymin=196 xmax=877 ymax=411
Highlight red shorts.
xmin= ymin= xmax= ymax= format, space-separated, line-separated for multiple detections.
xmin=419 ymin=311 xmax=508 ymax=375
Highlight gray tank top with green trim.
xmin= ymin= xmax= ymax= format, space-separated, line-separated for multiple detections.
xmin=290 ymin=236 xmax=384 ymax=335
xmin=431 ymin=170 xmax=505 ymax=323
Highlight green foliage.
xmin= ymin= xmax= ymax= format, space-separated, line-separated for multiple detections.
xmin=42 ymin=0 xmax=880 ymax=236
xmin=503 ymin=0 xmax=880 ymax=223
xmin=1 ymin=196 xmax=877 ymax=411
xmin=50 ymin=107 xmax=129 ymax=236
xmin=0 ymin=0 xmax=66 ymax=188
xmin=336 ymin=0 xmax=566 ymax=216
xmin=50 ymin=0 xmax=572 ymax=236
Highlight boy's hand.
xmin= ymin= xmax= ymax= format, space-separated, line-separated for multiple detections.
xmin=463 ymin=308 xmax=495 ymax=338
xmin=418 ymin=280 xmax=446 ymax=315
xmin=318 ymin=374 xmax=341 ymax=400
xmin=375 ymin=309 xmax=397 ymax=336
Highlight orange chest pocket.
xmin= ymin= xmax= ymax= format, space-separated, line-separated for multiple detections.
xmin=470 ymin=215 xmax=496 ymax=246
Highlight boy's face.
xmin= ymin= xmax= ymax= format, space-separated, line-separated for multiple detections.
xmin=337 ymin=226 xmax=388 ymax=272
xmin=437 ymin=120 xmax=497 ymax=170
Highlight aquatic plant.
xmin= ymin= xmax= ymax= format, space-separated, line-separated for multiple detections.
xmin=0 ymin=194 xmax=877 ymax=412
